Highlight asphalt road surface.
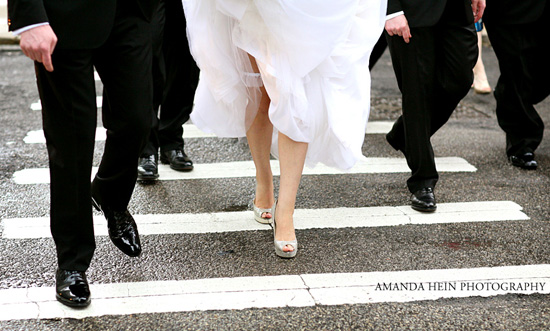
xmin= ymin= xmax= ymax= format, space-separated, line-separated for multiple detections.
xmin=0 ymin=41 xmax=549 ymax=330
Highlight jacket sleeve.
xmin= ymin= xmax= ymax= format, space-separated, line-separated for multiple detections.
xmin=7 ymin=0 xmax=49 ymax=32
xmin=387 ymin=0 xmax=403 ymax=15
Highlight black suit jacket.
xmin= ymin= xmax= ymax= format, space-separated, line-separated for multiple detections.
xmin=387 ymin=0 xmax=474 ymax=27
xmin=8 ymin=0 xmax=157 ymax=49
xmin=484 ymin=0 xmax=547 ymax=24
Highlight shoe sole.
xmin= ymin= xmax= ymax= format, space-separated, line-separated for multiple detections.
xmin=56 ymin=294 xmax=91 ymax=308
xmin=112 ymin=241 xmax=142 ymax=257
xmin=254 ymin=215 xmax=272 ymax=224
xmin=275 ymin=250 xmax=297 ymax=259
xmin=137 ymin=174 xmax=159 ymax=181
xmin=411 ymin=204 xmax=437 ymax=213
xmin=168 ymin=164 xmax=193 ymax=171
xmin=159 ymin=158 xmax=193 ymax=171
xmin=511 ymin=162 xmax=537 ymax=170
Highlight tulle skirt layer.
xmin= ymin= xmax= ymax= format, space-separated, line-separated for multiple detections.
xmin=183 ymin=0 xmax=386 ymax=169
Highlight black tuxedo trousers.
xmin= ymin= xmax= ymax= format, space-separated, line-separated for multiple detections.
xmin=36 ymin=2 xmax=153 ymax=271
xmin=140 ymin=0 xmax=199 ymax=156
xmin=484 ymin=6 xmax=549 ymax=157
xmin=385 ymin=3 xmax=477 ymax=193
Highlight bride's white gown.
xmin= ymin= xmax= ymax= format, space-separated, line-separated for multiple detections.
xmin=183 ymin=0 xmax=387 ymax=170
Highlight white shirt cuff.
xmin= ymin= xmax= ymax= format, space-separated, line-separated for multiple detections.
xmin=12 ymin=23 xmax=50 ymax=36
xmin=386 ymin=11 xmax=405 ymax=21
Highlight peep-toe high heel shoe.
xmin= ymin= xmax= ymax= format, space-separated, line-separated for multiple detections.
xmin=272 ymin=200 xmax=298 ymax=259
xmin=253 ymin=199 xmax=273 ymax=224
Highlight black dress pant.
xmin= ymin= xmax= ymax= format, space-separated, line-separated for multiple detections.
xmin=484 ymin=6 xmax=549 ymax=157
xmin=385 ymin=4 xmax=477 ymax=193
xmin=36 ymin=2 xmax=153 ymax=271
xmin=141 ymin=0 xmax=199 ymax=156
xmin=369 ymin=32 xmax=388 ymax=71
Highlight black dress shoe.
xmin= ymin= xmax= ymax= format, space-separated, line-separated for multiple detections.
xmin=160 ymin=149 xmax=193 ymax=171
xmin=91 ymin=197 xmax=142 ymax=257
xmin=509 ymin=152 xmax=537 ymax=170
xmin=137 ymin=154 xmax=159 ymax=181
xmin=411 ymin=187 xmax=437 ymax=212
xmin=56 ymin=269 xmax=91 ymax=308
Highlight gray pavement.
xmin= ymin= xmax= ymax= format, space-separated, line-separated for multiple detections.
xmin=0 ymin=37 xmax=549 ymax=330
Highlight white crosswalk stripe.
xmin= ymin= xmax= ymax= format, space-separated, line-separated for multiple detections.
xmin=22 ymin=121 xmax=395 ymax=143
xmin=1 ymin=264 xmax=548 ymax=321
xmin=24 ymin=124 xmax=216 ymax=143
xmin=31 ymin=96 xmax=103 ymax=111
xmin=11 ymin=157 xmax=477 ymax=184
xmin=0 ymin=201 xmax=529 ymax=239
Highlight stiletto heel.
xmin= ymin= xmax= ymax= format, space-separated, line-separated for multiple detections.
xmin=272 ymin=200 xmax=298 ymax=259
xmin=253 ymin=199 xmax=273 ymax=224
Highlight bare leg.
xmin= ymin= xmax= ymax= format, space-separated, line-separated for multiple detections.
xmin=246 ymin=55 xmax=274 ymax=218
xmin=276 ymin=132 xmax=307 ymax=252
xmin=247 ymin=55 xmax=307 ymax=252
xmin=473 ymin=31 xmax=491 ymax=94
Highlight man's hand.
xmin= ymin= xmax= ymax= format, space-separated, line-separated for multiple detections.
xmin=472 ymin=0 xmax=486 ymax=23
xmin=385 ymin=15 xmax=412 ymax=43
xmin=19 ymin=25 xmax=57 ymax=72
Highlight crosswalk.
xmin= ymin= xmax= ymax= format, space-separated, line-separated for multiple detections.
xmin=0 ymin=201 xmax=530 ymax=239
xmin=1 ymin=87 xmax=548 ymax=325
xmin=12 ymin=157 xmax=476 ymax=184
xmin=2 ymin=265 xmax=548 ymax=321
xmin=23 ymin=122 xmax=395 ymax=143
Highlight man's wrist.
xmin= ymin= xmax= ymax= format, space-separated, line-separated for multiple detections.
xmin=386 ymin=11 xmax=405 ymax=21
xmin=12 ymin=23 xmax=50 ymax=36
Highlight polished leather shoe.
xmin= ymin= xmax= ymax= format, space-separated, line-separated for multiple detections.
xmin=160 ymin=149 xmax=193 ymax=171
xmin=56 ymin=269 xmax=91 ymax=308
xmin=509 ymin=152 xmax=537 ymax=170
xmin=138 ymin=154 xmax=159 ymax=181
xmin=411 ymin=187 xmax=437 ymax=212
xmin=92 ymin=197 xmax=142 ymax=257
